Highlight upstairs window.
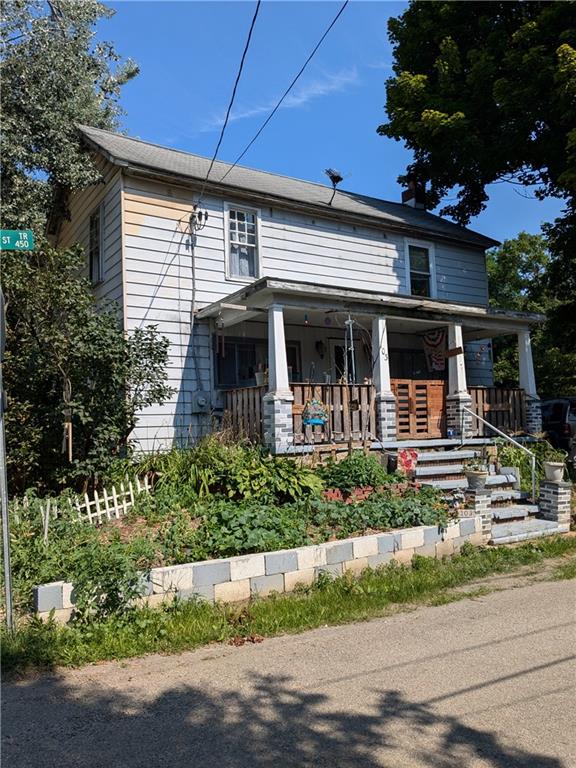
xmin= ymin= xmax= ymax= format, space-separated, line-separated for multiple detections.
xmin=89 ymin=203 xmax=104 ymax=284
xmin=228 ymin=207 xmax=258 ymax=279
xmin=408 ymin=243 xmax=433 ymax=297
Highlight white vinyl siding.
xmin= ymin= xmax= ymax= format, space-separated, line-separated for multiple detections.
xmin=89 ymin=203 xmax=105 ymax=284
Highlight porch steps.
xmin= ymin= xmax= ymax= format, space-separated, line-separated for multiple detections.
xmin=424 ymin=474 xmax=516 ymax=491
xmin=416 ymin=450 xmax=479 ymax=464
xmin=491 ymin=504 xmax=538 ymax=522
xmin=491 ymin=518 xmax=563 ymax=545
xmin=490 ymin=489 xmax=530 ymax=504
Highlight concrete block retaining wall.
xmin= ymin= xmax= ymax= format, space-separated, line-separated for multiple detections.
xmin=33 ymin=517 xmax=483 ymax=622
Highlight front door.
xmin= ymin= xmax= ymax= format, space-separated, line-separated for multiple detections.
xmin=392 ymin=380 xmax=446 ymax=439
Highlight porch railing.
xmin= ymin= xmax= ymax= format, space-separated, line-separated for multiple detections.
xmin=292 ymin=383 xmax=376 ymax=445
xmin=469 ymin=386 xmax=526 ymax=436
xmin=223 ymin=385 xmax=267 ymax=442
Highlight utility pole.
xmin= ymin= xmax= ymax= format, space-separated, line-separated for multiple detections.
xmin=0 ymin=290 xmax=14 ymax=631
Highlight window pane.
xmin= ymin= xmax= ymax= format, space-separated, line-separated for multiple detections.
xmin=230 ymin=244 xmax=256 ymax=277
xmin=411 ymin=273 xmax=431 ymax=297
xmin=409 ymin=245 xmax=430 ymax=273
xmin=229 ymin=208 xmax=258 ymax=278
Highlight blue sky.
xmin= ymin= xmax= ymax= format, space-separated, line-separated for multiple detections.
xmin=101 ymin=0 xmax=564 ymax=243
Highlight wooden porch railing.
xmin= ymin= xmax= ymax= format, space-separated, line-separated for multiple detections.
xmin=223 ymin=385 xmax=267 ymax=442
xmin=291 ymin=383 xmax=376 ymax=445
xmin=469 ymin=386 xmax=526 ymax=436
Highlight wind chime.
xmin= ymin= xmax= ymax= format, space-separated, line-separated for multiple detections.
xmin=61 ymin=377 xmax=73 ymax=463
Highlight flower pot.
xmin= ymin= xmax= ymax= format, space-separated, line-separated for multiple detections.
xmin=465 ymin=470 xmax=488 ymax=490
xmin=255 ymin=372 xmax=267 ymax=386
xmin=543 ymin=461 xmax=565 ymax=483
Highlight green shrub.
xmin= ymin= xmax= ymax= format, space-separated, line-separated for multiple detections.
xmin=136 ymin=437 xmax=323 ymax=503
xmin=495 ymin=438 xmax=568 ymax=491
xmin=318 ymin=451 xmax=397 ymax=492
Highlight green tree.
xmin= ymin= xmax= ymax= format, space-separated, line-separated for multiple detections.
xmin=2 ymin=243 xmax=174 ymax=494
xmin=487 ymin=232 xmax=576 ymax=397
xmin=0 ymin=0 xmax=138 ymax=231
xmin=378 ymin=1 xmax=575 ymax=222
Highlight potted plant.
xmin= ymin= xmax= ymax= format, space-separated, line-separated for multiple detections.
xmin=464 ymin=459 xmax=489 ymax=489
xmin=543 ymin=448 xmax=567 ymax=483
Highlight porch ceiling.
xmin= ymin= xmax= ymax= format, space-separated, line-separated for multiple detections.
xmin=196 ymin=277 xmax=544 ymax=336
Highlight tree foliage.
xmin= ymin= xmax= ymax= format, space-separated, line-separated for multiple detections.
xmin=2 ymin=243 xmax=174 ymax=494
xmin=0 ymin=0 xmax=138 ymax=231
xmin=378 ymin=1 xmax=575 ymax=222
xmin=487 ymin=232 xmax=576 ymax=397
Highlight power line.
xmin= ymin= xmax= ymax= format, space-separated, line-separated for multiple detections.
xmin=219 ymin=0 xmax=350 ymax=184
xmin=198 ymin=0 xmax=262 ymax=201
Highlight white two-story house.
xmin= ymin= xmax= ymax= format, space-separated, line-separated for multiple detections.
xmin=55 ymin=125 xmax=543 ymax=454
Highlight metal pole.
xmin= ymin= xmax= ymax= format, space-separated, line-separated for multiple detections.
xmin=0 ymin=290 xmax=14 ymax=631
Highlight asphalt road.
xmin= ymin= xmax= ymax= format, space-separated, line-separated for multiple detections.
xmin=3 ymin=579 xmax=576 ymax=767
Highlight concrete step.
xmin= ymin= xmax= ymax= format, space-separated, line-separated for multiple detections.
xmin=375 ymin=438 xmax=495 ymax=450
xmin=423 ymin=473 xmax=516 ymax=491
xmin=415 ymin=464 xmax=465 ymax=477
xmin=416 ymin=450 xmax=479 ymax=464
xmin=491 ymin=518 xmax=564 ymax=545
xmin=491 ymin=504 xmax=539 ymax=522
xmin=491 ymin=489 xmax=530 ymax=504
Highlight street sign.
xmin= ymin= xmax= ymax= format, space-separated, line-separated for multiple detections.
xmin=0 ymin=230 xmax=35 ymax=251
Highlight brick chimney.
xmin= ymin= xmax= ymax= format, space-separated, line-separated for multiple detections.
xmin=401 ymin=175 xmax=426 ymax=209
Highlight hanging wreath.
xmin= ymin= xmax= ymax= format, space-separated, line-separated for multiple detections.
xmin=303 ymin=398 xmax=329 ymax=425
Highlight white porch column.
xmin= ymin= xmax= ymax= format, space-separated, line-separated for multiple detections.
xmin=267 ymin=304 xmax=290 ymax=395
xmin=518 ymin=330 xmax=537 ymax=396
xmin=518 ymin=329 xmax=542 ymax=433
xmin=446 ymin=323 xmax=473 ymax=438
xmin=448 ymin=323 xmax=467 ymax=395
xmin=371 ymin=316 xmax=396 ymax=441
xmin=262 ymin=304 xmax=294 ymax=454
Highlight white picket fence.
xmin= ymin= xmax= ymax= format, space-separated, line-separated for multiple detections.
xmin=12 ymin=475 xmax=151 ymax=533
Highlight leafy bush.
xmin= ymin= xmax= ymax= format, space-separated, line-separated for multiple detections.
xmin=496 ymin=438 xmax=568 ymax=491
xmin=317 ymin=451 xmax=397 ymax=493
xmin=137 ymin=437 xmax=323 ymax=503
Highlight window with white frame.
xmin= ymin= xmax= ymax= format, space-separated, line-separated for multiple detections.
xmin=408 ymin=243 xmax=432 ymax=297
xmin=89 ymin=203 xmax=104 ymax=284
xmin=228 ymin=207 xmax=258 ymax=278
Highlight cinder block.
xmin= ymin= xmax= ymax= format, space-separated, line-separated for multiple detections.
xmin=367 ymin=551 xmax=394 ymax=568
xmin=343 ymin=557 xmax=369 ymax=576
xmin=423 ymin=526 xmax=442 ymax=545
xmin=192 ymin=560 xmax=231 ymax=587
xmin=443 ymin=522 xmax=461 ymax=541
xmin=179 ymin=585 xmax=215 ymax=603
xmin=265 ymin=550 xmax=298 ymax=575
xmin=284 ymin=568 xmax=315 ymax=591
xmin=34 ymin=581 xmax=64 ymax=613
xmin=436 ymin=539 xmax=455 ymax=558
xmin=324 ymin=541 xmax=354 ymax=564
xmin=315 ymin=562 xmax=343 ymax=578
xmin=61 ymin=582 xmax=75 ymax=609
xmin=214 ymin=578 xmax=251 ymax=603
xmin=393 ymin=548 xmax=415 ymax=566
xmin=40 ymin=607 xmax=72 ymax=625
xmin=414 ymin=543 xmax=436 ymax=558
xmin=352 ymin=535 xmax=378 ymax=559
xmin=452 ymin=536 xmax=467 ymax=553
xmin=394 ymin=528 xmax=424 ymax=550
xmin=459 ymin=517 xmax=477 ymax=537
xmin=229 ymin=554 xmax=265 ymax=581
xmin=297 ymin=545 xmax=327 ymax=570
xmin=377 ymin=533 xmax=395 ymax=553
xmin=468 ymin=532 xmax=485 ymax=546
xmin=250 ymin=573 xmax=285 ymax=597
xmin=151 ymin=564 xmax=194 ymax=594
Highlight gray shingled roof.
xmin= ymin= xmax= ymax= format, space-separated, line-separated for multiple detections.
xmin=79 ymin=125 xmax=498 ymax=249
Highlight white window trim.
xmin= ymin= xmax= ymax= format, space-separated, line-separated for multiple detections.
xmin=224 ymin=202 xmax=262 ymax=283
xmin=89 ymin=201 xmax=105 ymax=285
xmin=404 ymin=237 xmax=437 ymax=299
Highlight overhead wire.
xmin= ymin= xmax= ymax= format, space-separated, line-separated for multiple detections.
xmin=218 ymin=0 xmax=350 ymax=184
xmin=198 ymin=0 xmax=262 ymax=203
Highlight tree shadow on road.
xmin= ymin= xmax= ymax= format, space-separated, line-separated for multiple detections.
xmin=3 ymin=671 xmax=564 ymax=768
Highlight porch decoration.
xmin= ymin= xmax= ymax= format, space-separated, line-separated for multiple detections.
xmin=422 ymin=328 xmax=447 ymax=372
xmin=302 ymin=398 xmax=329 ymax=426
xmin=397 ymin=448 xmax=418 ymax=475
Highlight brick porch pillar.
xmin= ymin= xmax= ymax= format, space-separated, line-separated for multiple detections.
xmin=539 ymin=481 xmax=571 ymax=532
xmin=465 ymin=488 xmax=492 ymax=543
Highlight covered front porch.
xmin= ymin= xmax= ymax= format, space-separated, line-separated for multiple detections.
xmin=197 ymin=278 xmax=543 ymax=453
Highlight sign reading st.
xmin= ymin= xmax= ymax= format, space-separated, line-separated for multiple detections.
xmin=0 ymin=230 xmax=35 ymax=251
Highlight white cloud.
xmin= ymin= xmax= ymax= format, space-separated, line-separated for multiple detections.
xmin=201 ymin=67 xmax=359 ymax=132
